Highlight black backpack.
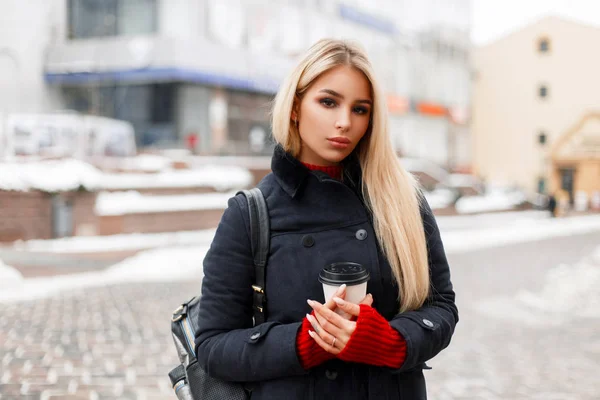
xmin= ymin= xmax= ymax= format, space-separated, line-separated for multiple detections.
xmin=168 ymin=188 xmax=270 ymax=399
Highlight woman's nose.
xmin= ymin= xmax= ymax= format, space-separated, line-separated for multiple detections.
xmin=335 ymin=110 xmax=351 ymax=131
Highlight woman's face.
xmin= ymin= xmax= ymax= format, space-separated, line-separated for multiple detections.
xmin=295 ymin=65 xmax=373 ymax=166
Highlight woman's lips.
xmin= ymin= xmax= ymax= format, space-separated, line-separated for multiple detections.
xmin=327 ymin=137 xmax=351 ymax=149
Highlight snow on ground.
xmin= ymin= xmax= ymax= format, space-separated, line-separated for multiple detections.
xmin=0 ymin=159 xmax=253 ymax=192
xmin=0 ymin=246 xmax=207 ymax=304
xmin=3 ymin=211 xmax=600 ymax=303
xmin=0 ymin=259 xmax=23 ymax=289
xmin=435 ymin=210 xmax=550 ymax=232
xmin=9 ymin=211 xmax=600 ymax=256
xmin=477 ymin=245 xmax=600 ymax=325
xmin=12 ymin=229 xmax=216 ymax=253
xmin=440 ymin=214 xmax=600 ymax=254
xmin=95 ymin=191 xmax=236 ymax=216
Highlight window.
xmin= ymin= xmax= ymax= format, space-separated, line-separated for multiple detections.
xmin=68 ymin=0 xmax=157 ymax=39
xmin=537 ymin=177 xmax=546 ymax=194
xmin=538 ymin=37 xmax=550 ymax=53
xmin=538 ymin=132 xmax=547 ymax=145
xmin=539 ymin=85 xmax=548 ymax=99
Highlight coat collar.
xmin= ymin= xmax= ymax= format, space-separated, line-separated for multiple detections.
xmin=271 ymin=144 xmax=362 ymax=198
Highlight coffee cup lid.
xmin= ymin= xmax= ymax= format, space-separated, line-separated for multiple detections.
xmin=318 ymin=262 xmax=370 ymax=286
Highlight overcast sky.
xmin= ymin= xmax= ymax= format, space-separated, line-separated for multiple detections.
xmin=471 ymin=0 xmax=600 ymax=45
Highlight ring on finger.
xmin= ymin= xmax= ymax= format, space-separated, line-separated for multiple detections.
xmin=331 ymin=337 xmax=337 ymax=347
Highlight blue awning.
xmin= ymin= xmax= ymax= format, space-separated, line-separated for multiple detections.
xmin=45 ymin=67 xmax=279 ymax=94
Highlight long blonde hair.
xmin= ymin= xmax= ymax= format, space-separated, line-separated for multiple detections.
xmin=271 ymin=39 xmax=429 ymax=312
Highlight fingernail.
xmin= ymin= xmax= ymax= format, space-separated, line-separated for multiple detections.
xmin=307 ymin=299 xmax=314 ymax=306
xmin=339 ymin=284 xmax=346 ymax=291
xmin=306 ymin=313 xmax=312 ymax=321
xmin=333 ymin=297 xmax=344 ymax=304
xmin=308 ymin=330 xmax=314 ymax=337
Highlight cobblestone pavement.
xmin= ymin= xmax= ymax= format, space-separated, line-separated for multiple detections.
xmin=1 ymin=232 xmax=600 ymax=399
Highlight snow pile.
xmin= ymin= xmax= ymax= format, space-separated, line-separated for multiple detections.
xmin=442 ymin=214 xmax=600 ymax=254
xmin=478 ymin=246 xmax=600 ymax=325
xmin=13 ymin=229 xmax=217 ymax=253
xmin=100 ymin=164 xmax=253 ymax=192
xmin=105 ymin=245 xmax=207 ymax=282
xmin=0 ymin=259 xmax=24 ymax=289
xmin=0 ymin=159 xmax=253 ymax=192
xmin=95 ymin=191 xmax=235 ymax=215
xmin=455 ymin=187 xmax=527 ymax=214
xmin=424 ymin=188 xmax=456 ymax=209
xmin=515 ymin=247 xmax=600 ymax=318
xmin=0 ymin=159 xmax=102 ymax=192
xmin=0 ymin=246 xmax=208 ymax=303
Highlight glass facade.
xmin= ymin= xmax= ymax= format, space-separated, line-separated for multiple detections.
xmin=68 ymin=0 xmax=157 ymax=39
xmin=63 ymin=83 xmax=176 ymax=147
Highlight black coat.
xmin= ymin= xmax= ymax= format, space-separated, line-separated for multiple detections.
xmin=195 ymin=146 xmax=458 ymax=399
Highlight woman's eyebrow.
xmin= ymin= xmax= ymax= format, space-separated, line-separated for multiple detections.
xmin=318 ymin=89 xmax=372 ymax=105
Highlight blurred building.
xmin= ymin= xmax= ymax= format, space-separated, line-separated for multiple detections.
xmin=1 ymin=0 xmax=471 ymax=168
xmin=472 ymin=16 xmax=600 ymax=202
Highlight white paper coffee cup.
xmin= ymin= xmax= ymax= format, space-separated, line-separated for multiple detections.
xmin=319 ymin=262 xmax=370 ymax=316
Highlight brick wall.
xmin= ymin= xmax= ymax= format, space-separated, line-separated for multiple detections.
xmin=0 ymin=191 xmax=52 ymax=241
xmin=0 ymin=190 xmax=98 ymax=242
xmin=98 ymin=209 xmax=225 ymax=235
xmin=70 ymin=191 xmax=99 ymax=236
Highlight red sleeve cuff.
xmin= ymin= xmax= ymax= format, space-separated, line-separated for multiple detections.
xmin=338 ymin=304 xmax=407 ymax=368
xmin=296 ymin=311 xmax=335 ymax=370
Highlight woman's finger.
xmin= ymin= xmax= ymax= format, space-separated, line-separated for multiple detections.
xmin=332 ymin=296 xmax=362 ymax=318
xmin=306 ymin=313 xmax=340 ymax=348
xmin=308 ymin=329 xmax=341 ymax=355
xmin=308 ymin=300 xmax=354 ymax=333
xmin=324 ymin=284 xmax=346 ymax=311
xmin=309 ymin=310 xmax=347 ymax=342
xmin=358 ymin=293 xmax=374 ymax=307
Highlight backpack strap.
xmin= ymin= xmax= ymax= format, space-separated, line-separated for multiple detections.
xmin=238 ymin=188 xmax=270 ymax=326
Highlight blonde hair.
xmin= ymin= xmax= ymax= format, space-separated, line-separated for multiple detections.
xmin=272 ymin=39 xmax=430 ymax=312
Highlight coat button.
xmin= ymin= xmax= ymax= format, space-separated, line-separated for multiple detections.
xmin=250 ymin=332 xmax=261 ymax=340
xmin=302 ymin=235 xmax=315 ymax=247
xmin=325 ymin=369 xmax=338 ymax=380
xmin=422 ymin=319 xmax=434 ymax=328
xmin=355 ymin=229 xmax=367 ymax=240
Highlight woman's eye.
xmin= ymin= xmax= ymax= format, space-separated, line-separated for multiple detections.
xmin=353 ymin=106 xmax=369 ymax=115
xmin=320 ymin=98 xmax=336 ymax=108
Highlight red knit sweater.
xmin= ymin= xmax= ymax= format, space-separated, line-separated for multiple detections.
xmin=295 ymin=163 xmax=407 ymax=370
xmin=301 ymin=162 xmax=343 ymax=181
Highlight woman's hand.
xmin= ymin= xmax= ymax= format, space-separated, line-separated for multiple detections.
xmin=306 ymin=294 xmax=373 ymax=355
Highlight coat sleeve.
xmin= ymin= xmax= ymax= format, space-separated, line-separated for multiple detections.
xmin=389 ymin=197 xmax=459 ymax=373
xmin=194 ymin=194 xmax=306 ymax=382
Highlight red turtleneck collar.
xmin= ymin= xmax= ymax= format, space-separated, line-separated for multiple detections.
xmin=301 ymin=162 xmax=343 ymax=181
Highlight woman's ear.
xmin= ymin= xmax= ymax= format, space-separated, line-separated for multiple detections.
xmin=291 ymin=95 xmax=301 ymax=122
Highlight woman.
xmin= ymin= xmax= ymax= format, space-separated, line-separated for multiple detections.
xmin=195 ymin=39 xmax=458 ymax=399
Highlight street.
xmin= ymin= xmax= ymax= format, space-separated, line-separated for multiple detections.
xmin=1 ymin=231 xmax=599 ymax=399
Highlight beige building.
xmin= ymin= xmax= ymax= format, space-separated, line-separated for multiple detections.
xmin=472 ymin=16 xmax=600 ymax=204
